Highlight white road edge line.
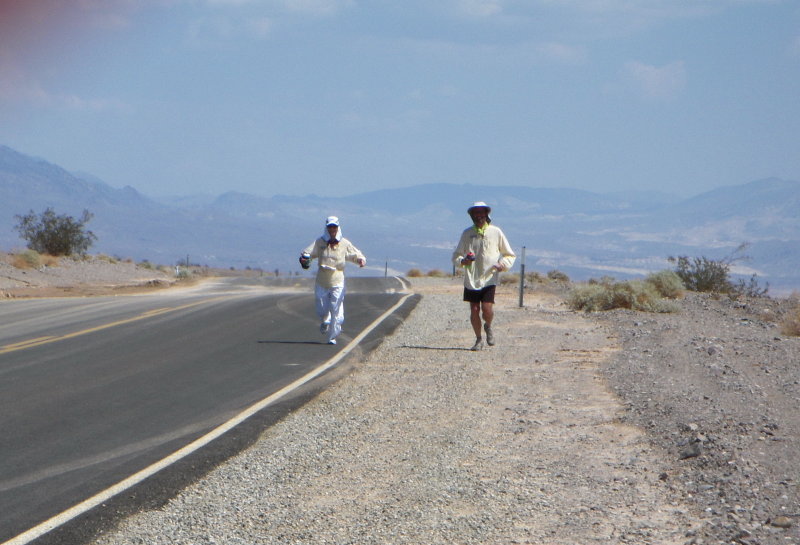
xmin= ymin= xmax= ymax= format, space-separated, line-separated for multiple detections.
xmin=4 ymin=292 xmax=414 ymax=545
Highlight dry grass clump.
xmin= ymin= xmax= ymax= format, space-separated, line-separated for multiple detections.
xmin=782 ymin=293 xmax=800 ymax=337
xmin=11 ymin=250 xmax=59 ymax=270
xmin=568 ymin=271 xmax=682 ymax=313
xmin=500 ymin=270 xmax=571 ymax=286
xmin=547 ymin=269 xmax=570 ymax=283
xmin=500 ymin=273 xmax=519 ymax=285
xmin=96 ymin=254 xmax=120 ymax=264
xmin=406 ymin=268 xmax=450 ymax=278
xmin=645 ymin=270 xmax=685 ymax=298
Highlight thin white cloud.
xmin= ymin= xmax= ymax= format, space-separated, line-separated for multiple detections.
xmin=621 ymin=60 xmax=686 ymax=100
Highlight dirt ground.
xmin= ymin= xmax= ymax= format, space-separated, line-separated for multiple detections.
xmin=594 ymin=289 xmax=800 ymax=545
xmin=408 ymin=278 xmax=799 ymax=544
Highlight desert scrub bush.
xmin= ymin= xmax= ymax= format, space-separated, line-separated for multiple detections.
xmin=645 ymin=270 xmax=684 ymax=298
xmin=568 ymin=279 xmax=679 ymax=313
xmin=11 ymin=250 xmax=58 ymax=269
xmin=526 ymin=271 xmax=546 ymax=284
xmin=588 ymin=275 xmax=616 ymax=287
xmin=567 ymin=284 xmax=614 ymax=312
xmin=406 ymin=268 xmax=423 ymax=278
xmin=669 ymin=243 xmax=768 ymax=297
xmin=500 ymin=273 xmax=520 ymax=285
xmin=12 ymin=249 xmax=42 ymax=269
xmin=14 ymin=208 xmax=97 ymax=256
xmin=97 ymin=254 xmax=119 ymax=264
xmin=782 ymin=294 xmax=800 ymax=337
xmin=547 ymin=269 xmax=570 ymax=283
xmin=426 ymin=269 xmax=447 ymax=278
xmin=610 ymin=280 xmax=676 ymax=312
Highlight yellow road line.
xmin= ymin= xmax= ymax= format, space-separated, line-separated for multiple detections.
xmin=1 ymin=292 xmax=413 ymax=545
xmin=0 ymin=298 xmax=224 ymax=356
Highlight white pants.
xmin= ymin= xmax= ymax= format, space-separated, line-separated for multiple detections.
xmin=315 ymin=283 xmax=345 ymax=342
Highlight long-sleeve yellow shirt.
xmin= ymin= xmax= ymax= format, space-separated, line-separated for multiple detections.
xmin=452 ymin=224 xmax=516 ymax=291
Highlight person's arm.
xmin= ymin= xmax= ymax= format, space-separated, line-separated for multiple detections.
xmin=346 ymin=242 xmax=366 ymax=267
xmin=493 ymin=230 xmax=516 ymax=271
xmin=299 ymin=239 xmax=319 ymax=269
xmin=304 ymin=239 xmax=320 ymax=259
xmin=452 ymin=230 xmax=471 ymax=267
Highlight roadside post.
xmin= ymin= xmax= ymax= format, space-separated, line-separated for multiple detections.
xmin=518 ymin=246 xmax=526 ymax=308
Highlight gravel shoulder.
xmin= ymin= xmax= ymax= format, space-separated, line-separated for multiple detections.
xmin=5 ymin=263 xmax=798 ymax=544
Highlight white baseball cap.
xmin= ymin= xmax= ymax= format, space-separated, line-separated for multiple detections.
xmin=325 ymin=216 xmax=340 ymax=226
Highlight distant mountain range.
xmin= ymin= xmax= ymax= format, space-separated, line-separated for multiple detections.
xmin=2 ymin=144 xmax=799 ymax=294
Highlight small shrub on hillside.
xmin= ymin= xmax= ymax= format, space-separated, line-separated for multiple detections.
xmin=407 ymin=268 xmax=423 ymax=278
xmin=782 ymin=294 xmax=800 ymax=337
xmin=734 ymin=274 xmax=770 ymax=298
xmin=567 ymin=284 xmax=613 ymax=312
xmin=12 ymin=250 xmax=41 ymax=269
xmin=547 ymin=269 xmax=570 ymax=283
xmin=645 ymin=270 xmax=684 ymax=298
xmin=526 ymin=271 xmax=546 ymax=284
xmin=669 ymin=244 xmax=768 ymax=297
xmin=500 ymin=273 xmax=520 ymax=285
xmin=14 ymin=208 xmax=97 ymax=256
xmin=588 ymin=276 xmax=616 ymax=288
xmin=427 ymin=269 xmax=447 ymax=278
xmin=609 ymin=280 xmax=669 ymax=312
xmin=568 ymin=279 xmax=680 ymax=313
xmin=11 ymin=250 xmax=59 ymax=270
xmin=670 ymin=255 xmax=730 ymax=293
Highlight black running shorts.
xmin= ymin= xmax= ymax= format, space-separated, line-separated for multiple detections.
xmin=463 ymin=285 xmax=496 ymax=304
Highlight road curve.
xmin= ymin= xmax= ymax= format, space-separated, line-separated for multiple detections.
xmin=0 ymin=276 xmax=415 ymax=544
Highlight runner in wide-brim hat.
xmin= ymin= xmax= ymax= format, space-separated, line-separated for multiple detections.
xmin=467 ymin=201 xmax=492 ymax=223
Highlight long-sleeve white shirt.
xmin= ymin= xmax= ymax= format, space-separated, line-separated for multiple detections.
xmin=452 ymin=224 xmax=516 ymax=291
xmin=303 ymin=237 xmax=365 ymax=289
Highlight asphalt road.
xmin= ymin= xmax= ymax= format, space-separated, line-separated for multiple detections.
xmin=0 ymin=276 xmax=414 ymax=544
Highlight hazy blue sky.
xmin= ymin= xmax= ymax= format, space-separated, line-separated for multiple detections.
xmin=1 ymin=0 xmax=798 ymax=198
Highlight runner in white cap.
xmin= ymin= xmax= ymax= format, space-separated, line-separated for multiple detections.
xmin=300 ymin=216 xmax=366 ymax=345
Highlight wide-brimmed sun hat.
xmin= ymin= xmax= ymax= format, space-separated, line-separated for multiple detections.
xmin=467 ymin=201 xmax=491 ymax=216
